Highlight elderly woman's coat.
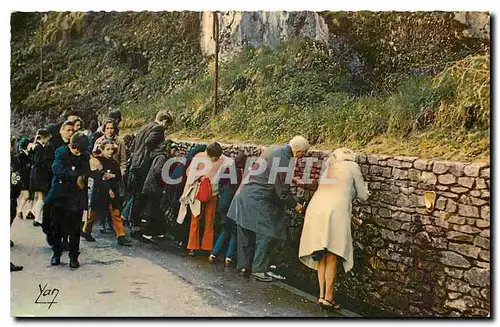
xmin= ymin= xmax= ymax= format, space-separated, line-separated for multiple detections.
xmin=227 ymin=145 xmax=297 ymax=240
xmin=298 ymin=153 xmax=369 ymax=273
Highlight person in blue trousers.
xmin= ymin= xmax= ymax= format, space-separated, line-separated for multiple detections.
xmin=209 ymin=152 xmax=247 ymax=266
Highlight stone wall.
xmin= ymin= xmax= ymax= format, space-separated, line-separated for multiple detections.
xmin=168 ymin=139 xmax=490 ymax=317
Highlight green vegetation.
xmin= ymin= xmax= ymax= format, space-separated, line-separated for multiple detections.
xmin=11 ymin=12 xmax=490 ymax=161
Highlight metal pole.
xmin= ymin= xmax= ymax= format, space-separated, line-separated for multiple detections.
xmin=212 ymin=11 xmax=219 ymax=116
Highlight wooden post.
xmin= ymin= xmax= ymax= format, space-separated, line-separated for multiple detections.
xmin=212 ymin=11 xmax=219 ymax=116
xmin=39 ymin=15 xmax=44 ymax=84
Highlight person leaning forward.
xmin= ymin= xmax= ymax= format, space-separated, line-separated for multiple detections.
xmin=127 ymin=110 xmax=173 ymax=238
xmin=227 ymin=135 xmax=309 ymax=282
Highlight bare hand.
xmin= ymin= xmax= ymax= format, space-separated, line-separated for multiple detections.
xmin=90 ymin=157 xmax=103 ymax=171
xmin=103 ymin=173 xmax=116 ymax=180
xmin=76 ymin=176 xmax=86 ymax=190
xmin=295 ymin=203 xmax=304 ymax=213
xmin=352 ymin=218 xmax=363 ymax=226
xmin=109 ymin=189 xmax=115 ymax=199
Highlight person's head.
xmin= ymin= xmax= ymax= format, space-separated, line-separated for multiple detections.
xmin=206 ymin=142 xmax=223 ymax=162
xmin=69 ymin=132 xmax=88 ymax=156
xmin=60 ymin=121 xmax=75 ymax=142
xmin=289 ymin=135 xmax=310 ymax=159
xmin=89 ymin=120 xmax=98 ymax=133
xmin=108 ymin=109 xmax=122 ymax=125
xmin=103 ymin=120 xmax=116 ymax=139
xmin=19 ymin=137 xmax=31 ymax=151
xmin=234 ymin=152 xmax=247 ymax=169
xmin=155 ymin=110 xmax=173 ymax=128
xmin=36 ymin=129 xmax=51 ymax=145
xmin=65 ymin=110 xmax=80 ymax=123
xmin=99 ymin=140 xmax=116 ymax=159
xmin=73 ymin=118 xmax=84 ymax=132
xmin=123 ymin=134 xmax=134 ymax=147
xmin=332 ymin=148 xmax=356 ymax=162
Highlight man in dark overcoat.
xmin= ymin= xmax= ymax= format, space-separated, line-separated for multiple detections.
xmin=128 ymin=110 xmax=173 ymax=237
xmin=227 ymin=136 xmax=309 ymax=281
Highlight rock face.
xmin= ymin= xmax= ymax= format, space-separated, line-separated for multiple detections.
xmin=200 ymin=11 xmax=330 ymax=57
xmin=169 ymin=138 xmax=490 ymax=317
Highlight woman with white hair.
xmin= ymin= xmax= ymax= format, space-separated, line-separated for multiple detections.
xmin=298 ymin=148 xmax=370 ymax=310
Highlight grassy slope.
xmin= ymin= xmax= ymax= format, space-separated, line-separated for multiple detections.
xmin=11 ymin=13 xmax=490 ymax=162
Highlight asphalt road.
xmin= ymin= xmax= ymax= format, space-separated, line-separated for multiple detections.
xmin=10 ymin=217 xmax=349 ymax=317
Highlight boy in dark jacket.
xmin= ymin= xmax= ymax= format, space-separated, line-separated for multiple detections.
xmin=45 ymin=133 xmax=90 ymax=269
xmin=81 ymin=140 xmax=132 ymax=246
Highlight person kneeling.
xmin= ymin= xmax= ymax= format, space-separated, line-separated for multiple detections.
xmin=82 ymin=140 xmax=131 ymax=246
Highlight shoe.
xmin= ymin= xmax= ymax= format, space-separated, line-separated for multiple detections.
xmin=69 ymin=253 xmax=80 ymax=269
xmin=224 ymin=257 xmax=232 ymax=267
xmin=117 ymin=236 xmax=132 ymax=246
xmin=33 ymin=221 xmax=42 ymax=227
xmin=26 ymin=212 xmax=35 ymax=220
xmin=251 ymin=272 xmax=274 ymax=282
xmin=50 ymin=255 xmax=61 ymax=266
xmin=10 ymin=240 xmax=13 ymax=247
xmin=10 ymin=262 xmax=23 ymax=272
xmin=81 ymin=232 xmax=96 ymax=242
xmin=208 ymin=254 xmax=216 ymax=263
xmin=130 ymin=230 xmax=142 ymax=240
xmin=186 ymin=250 xmax=196 ymax=256
xmin=265 ymin=271 xmax=286 ymax=280
xmin=238 ymin=268 xmax=250 ymax=277
xmin=320 ymin=299 xmax=341 ymax=311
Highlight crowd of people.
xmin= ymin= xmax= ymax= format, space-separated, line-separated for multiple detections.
xmin=10 ymin=108 xmax=370 ymax=311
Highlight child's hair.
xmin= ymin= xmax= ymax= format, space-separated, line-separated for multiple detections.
xmin=19 ymin=137 xmax=30 ymax=150
xmin=74 ymin=117 xmax=84 ymax=129
xmin=99 ymin=139 xmax=116 ymax=152
xmin=70 ymin=132 xmax=88 ymax=152
xmin=102 ymin=119 xmax=117 ymax=132
xmin=206 ymin=142 xmax=223 ymax=158
xmin=36 ymin=128 xmax=51 ymax=141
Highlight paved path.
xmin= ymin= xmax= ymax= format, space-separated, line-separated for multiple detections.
xmin=10 ymin=218 xmax=352 ymax=317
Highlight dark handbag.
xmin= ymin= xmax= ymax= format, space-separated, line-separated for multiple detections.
xmin=196 ymin=176 xmax=212 ymax=202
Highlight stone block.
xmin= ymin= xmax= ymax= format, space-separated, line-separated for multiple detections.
xmin=436 ymin=185 xmax=449 ymax=191
xmin=480 ymin=191 xmax=490 ymax=199
xmin=439 ymin=191 xmax=460 ymax=199
xmin=382 ymin=167 xmax=393 ymax=178
xmin=448 ymin=242 xmax=481 ymax=259
xmin=444 ymin=267 xmax=464 ymax=279
xmin=435 ymin=197 xmax=447 ymax=210
xmin=470 ymin=197 xmax=487 ymax=206
xmin=440 ymin=251 xmax=471 ymax=268
xmin=438 ymin=174 xmax=457 ymax=185
xmin=473 ymin=236 xmax=489 ymax=250
xmin=479 ymin=168 xmax=490 ymax=178
xmin=475 ymin=178 xmax=487 ymax=189
xmin=414 ymin=159 xmax=429 ymax=170
xmin=448 ymin=292 xmax=461 ymax=300
xmin=457 ymin=177 xmax=475 ymax=188
xmin=458 ymin=204 xmax=480 ymax=218
xmin=433 ymin=161 xmax=450 ymax=174
xmin=445 ymin=200 xmax=458 ymax=213
xmin=408 ymin=169 xmax=421 ymax=181
xmin=475 ymin=219 xmax=489 ymax=228
xmin=447 ymin=231 xmax=474 ymax=243
xmin=470 ymin=190 xmax=481 ymax=197
xmin=432 ymin=237 xmax=448 ymax=249
xmin=452 ymin=224 xmax=481 ymax=234
xmin=421 ymin=172 xmax=437 ymax=185
xmin=450 ymin=187 xmax=469 ymax=194
xmin=464 ymin=267 xmax=490 ymax=287
xmin=446 ymin=278 xmax=472 ymax=293
xmin=464 ymin=163 xmax=488 ymax=177
xmin=479 ymin=229 xmax=489 ymax=238
xmin=449 ymin=162 xmax=468 ymax=177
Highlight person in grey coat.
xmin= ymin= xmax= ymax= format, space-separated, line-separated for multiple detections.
xmin=227 ymin=135 xmax=309 ymax=282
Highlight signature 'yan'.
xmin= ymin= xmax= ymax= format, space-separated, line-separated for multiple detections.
xmin=35 ymin=284 xmax=59 ymax=309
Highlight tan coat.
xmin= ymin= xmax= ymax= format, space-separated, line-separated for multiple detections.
xmin=298 ymin=156 xmax=369 ymax=273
